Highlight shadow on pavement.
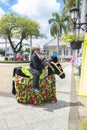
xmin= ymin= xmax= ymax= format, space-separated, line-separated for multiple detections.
xmin=0 ymin=91 xmax=15 ymax=98
xmin=31 ymin=100 xmax=84 ymax=112
xmin=0 ymin=92 xmax=84 ymax=112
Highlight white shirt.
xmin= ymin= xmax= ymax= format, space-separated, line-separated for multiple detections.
xmin=77 ymin=57 xmax=82 ymax=66
xmin=35 ymin=51 xmax=41 ymax=59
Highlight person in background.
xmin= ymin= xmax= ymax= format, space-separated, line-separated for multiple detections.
xmin=71 ymin=51 xmax=76 ymax=66
xmin=77 ymin=53 xmax=82 ymax=76
xmin=30 ymin=44 xmax=44 ymax=92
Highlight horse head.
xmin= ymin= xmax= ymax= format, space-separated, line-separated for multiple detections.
xmin=48 ymin=57 xmax=65 ymax=79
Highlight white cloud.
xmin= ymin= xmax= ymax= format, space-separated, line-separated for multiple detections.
xmin=11 ymin=0 xmax=60 ymax=46
xmin=12 ymin=0 xmax=60 ymax=30
xmin=12 ymin=0 xmax=60 ymax=19
xmin=0 ymin=7 xmax=5 ymax=17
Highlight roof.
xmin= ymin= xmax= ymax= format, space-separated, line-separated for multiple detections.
xmin=44 ymin=38 xmax=66 ymax=47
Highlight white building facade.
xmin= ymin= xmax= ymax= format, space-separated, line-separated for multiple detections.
xmin=43 ymin=38 xmax=72 ymax=61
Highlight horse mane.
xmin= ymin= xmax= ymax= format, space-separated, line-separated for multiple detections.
xmin=50 ymin=56 xmax=58 ymax=63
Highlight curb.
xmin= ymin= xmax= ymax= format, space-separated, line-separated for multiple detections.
xmin=68 ymin=66 xmax=79 ymax=130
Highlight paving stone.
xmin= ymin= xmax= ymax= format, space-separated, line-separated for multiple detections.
xmin=29 ymin=120 xmax=51 ymax=130
xmin=5 ymin=114 xmax=27 ymax=128
xmin=9 ymin=125 xmax=31 ymax=130
xmin=0 ymin=119 xmax=8 ymax=129
xmin=45 ymin=117 xmax=68 ymax=130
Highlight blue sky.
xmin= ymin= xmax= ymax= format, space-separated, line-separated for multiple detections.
xmin=0 ymin=0 xmax=64 ymax=47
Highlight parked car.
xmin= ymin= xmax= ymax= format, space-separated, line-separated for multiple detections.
xmin=16 ymin=55 xmax=24 ymax=61
xmin=5 ymin=54 xmax=14 ymax=60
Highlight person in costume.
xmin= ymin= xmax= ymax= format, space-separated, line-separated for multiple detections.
xmin=30 ymin=44 xmax=45 ymax=92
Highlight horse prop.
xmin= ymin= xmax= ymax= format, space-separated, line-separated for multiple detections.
xmin=12 ymin=57 xmax=65 ymax=105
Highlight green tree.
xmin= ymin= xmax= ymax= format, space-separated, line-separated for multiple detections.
xmin=48 ymin=12 xmax=69 ymax=59
xmin=25 ymin=48 xmax=30 ymax=53
xmin=0 ymin=13 xmax=40 ymax=59
xmin=62 ymin=0 xmax=81 ymax=9
xmin=0 ymin=49 xmax=5 ymax=55
xmin=62 ymin=0 xmax=82 ymax=18
xmin=62 ymin=0 xmax=82 ymax=36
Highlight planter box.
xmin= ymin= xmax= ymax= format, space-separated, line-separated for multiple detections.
xmin=70 ymin=40 xmax=83 ymax=49
xmin=15 ymin=75 xmax=57 ymax=105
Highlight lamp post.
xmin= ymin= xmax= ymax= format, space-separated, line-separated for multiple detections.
xmin=70 ymin=4 xmax=87 ymax=31
xmin=70 ymin=4 xmax=87 ymax=96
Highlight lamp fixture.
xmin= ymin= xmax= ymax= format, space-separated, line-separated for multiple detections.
xmin=70 ymin=4 xmax=87 ymax=31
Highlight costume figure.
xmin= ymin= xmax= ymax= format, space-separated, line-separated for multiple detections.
xmin=30 ymin=44 xmax=44 ymax=92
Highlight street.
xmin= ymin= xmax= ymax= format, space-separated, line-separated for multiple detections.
xmin=0 ymin=62 xmax=87 ymax=130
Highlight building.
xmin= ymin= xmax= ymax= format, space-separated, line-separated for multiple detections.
xmin=0 ymin=38 xmax=30 ymax=55
xmin=43 ymin=38 xmax=72 ymax=61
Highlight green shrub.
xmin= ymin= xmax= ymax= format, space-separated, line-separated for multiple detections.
xmin=0 ymin=60 xmax=29 ymax=63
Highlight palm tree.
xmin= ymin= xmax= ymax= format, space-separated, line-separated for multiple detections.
xmin=62 ymin=0 xmax=82 ymax=34
xmin=48 ymin=12 xmax=69 ymax=59
xmin=62 ymin=0 xmax=82 ymax=11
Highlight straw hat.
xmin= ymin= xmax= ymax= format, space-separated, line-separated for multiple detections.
xmin=32 ymin=44 xmax=40 ymax=50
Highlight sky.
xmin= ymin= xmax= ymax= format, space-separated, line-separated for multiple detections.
xmin=0 ymin=0 xmax=64 ymax=48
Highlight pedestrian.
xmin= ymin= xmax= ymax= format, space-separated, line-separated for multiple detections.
xmin=71 ymin=51 xmax=76 ymax=66
xmin=77 ymin=53 xmax=82 ymax=76
xmin=30 ymin=44 xmax=45 ymax=92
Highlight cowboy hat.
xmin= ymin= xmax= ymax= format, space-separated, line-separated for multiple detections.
xmin=32 ymin=44 xmax=40 ymax=50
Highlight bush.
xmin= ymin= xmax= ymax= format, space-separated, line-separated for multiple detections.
xmin=0 ymin=60 xmax=29 ymax=63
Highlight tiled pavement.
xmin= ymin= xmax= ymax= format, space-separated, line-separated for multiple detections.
xmin=74 ymin=71 xmax=87 ymax=129
xmin=0 ymin=63 xmax=87 ymax=130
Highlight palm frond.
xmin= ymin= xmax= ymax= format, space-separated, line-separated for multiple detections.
xmin=48 ymin=18 xmax=56 ymax=24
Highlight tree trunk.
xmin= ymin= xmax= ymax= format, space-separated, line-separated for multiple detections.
xmin=5 ymin=39 xmax=7 ymax=59
xmin=13 ymin=53 xmax=17 ymax=60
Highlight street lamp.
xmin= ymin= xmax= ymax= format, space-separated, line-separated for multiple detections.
xmin=70 ymin=4 xmax=87 ymax=96
xmin=70 ymin=4 xmax=87 ymax=31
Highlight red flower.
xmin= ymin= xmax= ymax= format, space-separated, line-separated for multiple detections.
xmin=16 ymin=75 xmax=19 ymax=79
xmin=28 ymin=86 xmax=32 ymax=91
xmin=32 ymin=96 xmax=37 ymax=101
xmin=22 ymin=88 xmax=26 ymax=91
xmin=16 ymin=83 xmax=21 ymax=88
xmin=43 ymin=85 xmax=47 ymax=89
xmin=35 ymin=101 xmax=39 ymax=105
xmin=48 ymin=76 xmax=51 ymax=80
xmin=43 ymin=93 xmax=47 ymax=97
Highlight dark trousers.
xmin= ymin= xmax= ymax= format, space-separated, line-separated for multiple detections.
xmin=32 ymin=74 xmax=39 ymax=89
xmin=78 ymin=65 xmax=81 ymax=76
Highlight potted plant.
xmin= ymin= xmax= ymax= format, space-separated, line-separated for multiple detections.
xmin=70 ymin=40 xmax=83 ymax=49
xmin=61 ymin=33 xmax=84 ymax=49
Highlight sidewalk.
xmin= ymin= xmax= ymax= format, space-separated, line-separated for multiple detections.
xmin=0 ymin=63 xmax=86 ymax=130
xmin=74 ymin=67 xmax=87 ymax=129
